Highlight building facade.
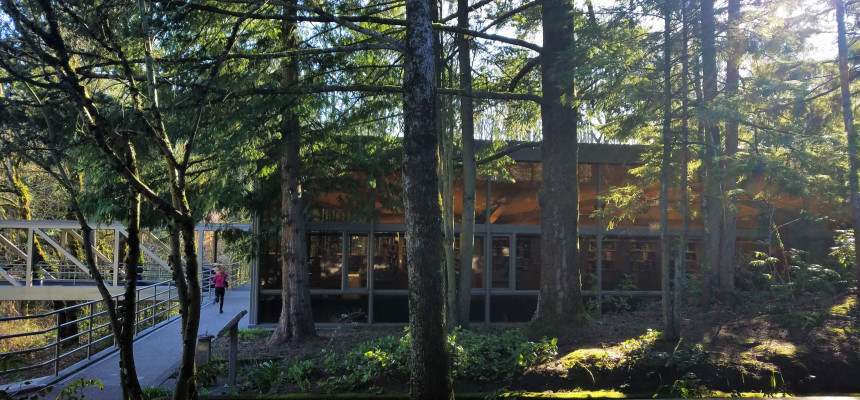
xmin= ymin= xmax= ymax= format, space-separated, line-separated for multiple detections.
xmin=248 ymin=143 xmax=821 ymax=326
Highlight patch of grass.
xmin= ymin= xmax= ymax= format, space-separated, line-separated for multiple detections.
xmin=142 ymin=385 xmax=172 ymax=400
xmin=501 ymin=390 xmax=625 ymax=398
xmin=830 ymin=297 xmax=856 ymax=315
xmin=752 ymin=340 xmax=797 ymax=357
xmin=767 ymin=311 xmax=827 ymax=329
xmin=557 ymin=348 xmax=613 ymax=369
xmin=238 ymin=327 xmax=270 ymax=340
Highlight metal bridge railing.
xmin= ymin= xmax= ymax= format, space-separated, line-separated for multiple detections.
xmin=0 ymin=262 xmax=173 ymax=286
xmin=0 ymin=280 xmax=180 ymax=383
xmin=0 ymin=261 xmax=250 ymax=383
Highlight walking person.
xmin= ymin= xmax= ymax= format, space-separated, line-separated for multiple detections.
xmin=212 ymin=264 xmax=229 ymax=314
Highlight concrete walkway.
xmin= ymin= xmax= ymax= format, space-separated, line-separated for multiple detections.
xmin=24 ymin=285 xmax=251 ymax=399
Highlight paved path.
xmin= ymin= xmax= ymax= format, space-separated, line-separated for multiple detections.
xmin=23 ymin=285 xmax=251 ymax=399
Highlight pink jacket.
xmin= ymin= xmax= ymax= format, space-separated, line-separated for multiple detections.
xmin=212 ymin=273 xmax=229 ymax=288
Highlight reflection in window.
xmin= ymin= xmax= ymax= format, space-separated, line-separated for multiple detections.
xmin=454 ymin=235 xmax=485 ymax=288
xmin=373 ymin=233 xmax=408 ymax=289
xmin=492 ymin=236 xmax=510 ymax=289
xmin=581 ymin=237 xmax=596 ymax=291
xmin=308 ymin=234 xmax=342 ymax=289
xmin=348 ymin=235 xmax=368 ymax=288
xmin=487 ymin=163 xmax=541 ymax=225
xmin=515 ymin=235 xmax=540 ymax=290
xmin=630 ymin=240 xmax=659 ymax=290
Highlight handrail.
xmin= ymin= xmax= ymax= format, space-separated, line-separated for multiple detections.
xmin=1 ymin=261 xmax=250 ymax=382
xmin=0 ymin=279 xmax=181 ymax=381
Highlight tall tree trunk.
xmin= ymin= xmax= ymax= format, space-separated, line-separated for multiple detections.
xmin=437 ymin=27 xmax=457 ymax=330
xmin=456 ymin=0 xmax=477 ymax=329
xmin=721 ymin=0 xmax=742 ymax=293
xmin=532 ymin=0 xmax=584 ymax=333
xmin=175 ymin=220 xmax=202 ymax=400
xmin=673 ymin=0 xmax=691 ymax=339
xmin=17 ymin=69 xmax=145 ymax=399
xmin=403 ymin=0 xmax=453 ymax=396
xmin=835 ymin=0 xmax=860 ymax=304
xmin=442 ymin=114 xmax=457 ymax=330
xmin=700 ymin=0 xmax=721 ymax=310
xmin=270 ymin=1 xmax=316 ymax=344
xmin=118 ymin=150 xmax=144 ymax=400
xmin=660 ymin=0 xmax=675 ymax=339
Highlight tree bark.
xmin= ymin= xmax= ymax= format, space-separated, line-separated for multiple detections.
xmin=700 ymin=0 xmax=721 ymax=310
xmin=270 ymin=0 xmax=316 ymax=345
xmin=720 ymin=0 xmax=742 ymax=293
xmin=673 ymin=0 xmax=691 ymax=339
xmin=532 ymin=0 xmax=584 ymax=333
xmin=174 ymin=220 xmax=202 ymax=400
xmin=403 ymin=0 xmax=453 ymax=396
xmin=456 ymin=0 xmax=477 ymax=329
xmin=660 ymin=0 xmax=675 ymax=339
xmin=835 ymin=0 xmax=860 ymax=305
xmin=118 ymin=154 xmax=144 ymax=400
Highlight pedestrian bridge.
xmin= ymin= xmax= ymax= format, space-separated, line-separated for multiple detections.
xmin=0 ymin=220 xmax=250 ymax=301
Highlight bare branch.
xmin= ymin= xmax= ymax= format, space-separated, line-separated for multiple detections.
xmin=480 ymin=0 xmax=542 ymax=33
xmin=508 ymin=56 xmax=540 ymax=92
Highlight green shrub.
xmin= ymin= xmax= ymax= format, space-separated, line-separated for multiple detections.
xmin=321 ymin=332 xmax=410 ymax=391
xmin=320 ymin=328 xmax=558 ymax=390
xmin=142 ymin=386 xmax=173 ymax=400
xmin=195 ymin=361 xmax=226 ymax=388
xmin=603 ymin=274 xmax=637 ymax=312
xmin=242 ymin=360 xmax=284 ymax=392
xmin=671 ymin=372 xmax=710 ymax=398
xmin=285 ymin=359 xmax=315 ymax=392
xmin=451 ymin=328 xmax=557 ymax=382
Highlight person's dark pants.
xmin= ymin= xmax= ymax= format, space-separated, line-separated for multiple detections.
xmin=215 ymin=287 xmax=225 ymax=313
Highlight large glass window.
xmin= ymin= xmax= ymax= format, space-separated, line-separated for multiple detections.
xmin=374 ymin=294 xmax=409 ymax=323
xmin=515 ymin=235 xmax=540 ymax=290
xmin=454 ymin=235 xmax=485 ymax=288
xmin=308 ymin=233 xmax=342 ymax=289
xmin=348 ymin=235 xmax=368 ymax=288
xmin=311 ymin=294 xmax=368 ymax=323
xmin=600 ymin=239 xmax=620 ymax=290
xmin=490 ymin=295 xmax=537 ymax=322
xmin=630 ymin=240 xmax=659 ymax=290
xmin=373 ymin=233 xmax=408 ymax=289
xmin=491 ymin=236 xmax=511 ymax=289
xmin=487 ymin=164 xmax=541 ymax=225
xmin=581 ymin=237 xmax=597 ymax=291
xmin=600 ymin=238 xmax=661 ymax=291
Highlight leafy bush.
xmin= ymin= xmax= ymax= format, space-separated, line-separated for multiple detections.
xmin=603 ymin=274 xmax=637 ymax=312
xmin=321 ymin=332 xmax=410 ymax=391
xmin=285 ymin=359 xmax=315 ymax=391
xmin=195 ymin=361 xmax=226 ymax=388
xmin=320 ymin=328 xmax=558 ymax=390
xmin=672 ymin=372 xmax=710 ymax=398
xmin=831 ymin=229 xmax=855 ymax=269
xmin=619 ymin=329 xmax=706 ymax=376
xmin=242 ymin=360 xmax=284 ymax=392
xmin=451 ymin=328 xmax=557 ymax=381
xmin=748 ymin=248 xmax=846 ymax=298
xmin=57 ymin=378 xmax=102 ymax=400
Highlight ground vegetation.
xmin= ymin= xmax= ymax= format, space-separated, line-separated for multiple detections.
xmin=206 ymin=289 xmax=858 ymax=397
